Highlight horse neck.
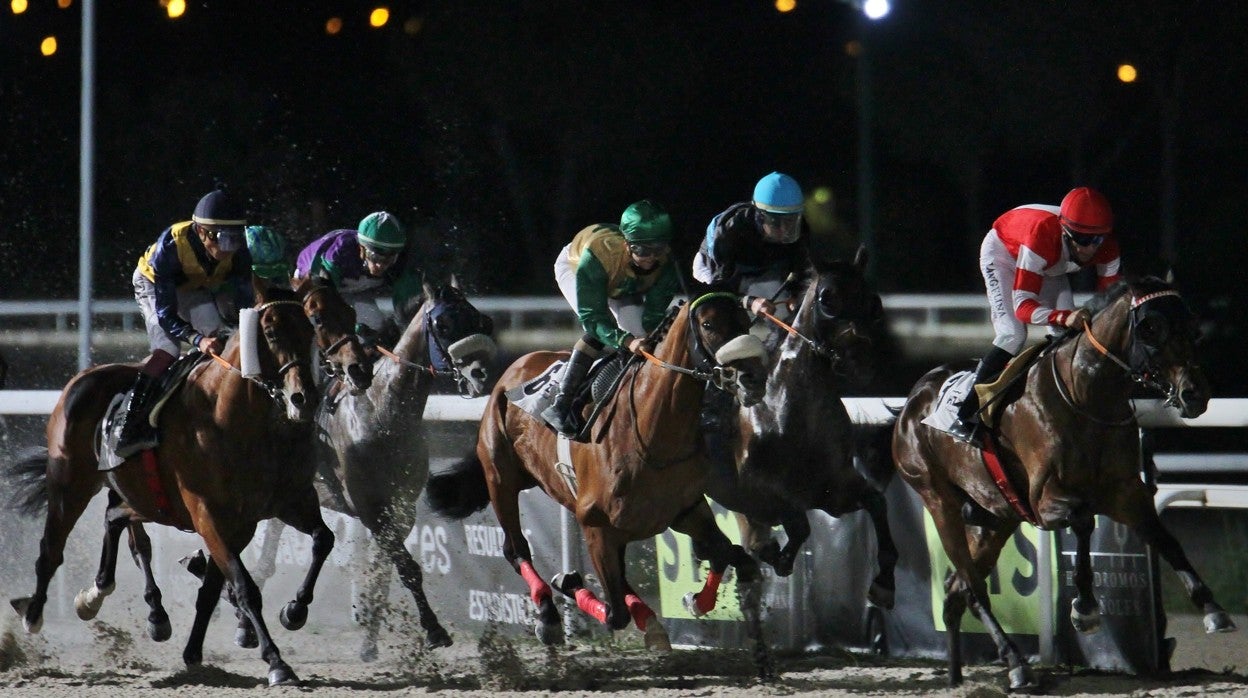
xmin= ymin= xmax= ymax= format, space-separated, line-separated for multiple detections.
xmin=617 ymin=307 xmax=705 ymax=451
xmin=368 ymin=304 xmax=433 ymax=413
xmin=778 ymin=285 xmax=836 ymax=384
xmin=1058 ymin=297 xmax=1135 ymax=406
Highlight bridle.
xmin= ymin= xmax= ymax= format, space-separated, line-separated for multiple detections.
xmin=374 ymin=290 xmax=494 ymax=397
xmin=199 ymin=298 xmax=307 ymax=404
xmin=301 ymin=284 xmax=359 ymax=381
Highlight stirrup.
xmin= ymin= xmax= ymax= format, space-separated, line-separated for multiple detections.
xmin=541 ymin=404 xmax=579 ymax=438
xmin=947 ymin=418 xmax=982 ymax=448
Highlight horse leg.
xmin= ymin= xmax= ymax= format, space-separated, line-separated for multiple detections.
xmin=618 ymin=548 xmax=670 ymax=651
xmin=367 ymin=511 xmax=452 ymax=649
xmin=670 ymin=500 xmax=764 ymax=639
xmin=222 ymin=546 xmax=298 ymax=685
xmin=125 ymin=520 xmax=173 ymax=642
xmin=860 ymin=489 xmax=899 ymax=610
xmin=271 ymin=491 xmax=335 ymax=634
xmin=182 ymin=555 xmax=225 ymax=667
xmin=771 ymin=511 xmax=810 ymax=578
xmin=75 ymin=492 xmax=129 ymax=621
xmin=231 ymin=518 xmax=287 ymax=650
xmin=1069 ymin=511 xmax=1102 ymax=634
xmin=353 ymin=538 xmax=391 ymax=661
xmin=569 ymin=526 xmax=632 ymax=631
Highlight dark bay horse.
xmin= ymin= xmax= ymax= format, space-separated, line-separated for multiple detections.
xmin=5 ymin=279 xmax=366 ymax=686
xmin=245 ymin=278 xmax=497 ymax=658
xmin=427 ymin=292 xmax=770 ymax=650
xmin=704 ymin=248 xmax=899 ymax=609
xmin=892 ymin=276 xmax=1234 ymax=690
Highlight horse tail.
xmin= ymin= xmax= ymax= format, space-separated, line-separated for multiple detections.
xmin=852 ymin=412 xmax=898 ymax=492
xmin=425 ymin=450 xmax=490 ymax=519
xmin=2 ymin=446 xmax=50 ymax=517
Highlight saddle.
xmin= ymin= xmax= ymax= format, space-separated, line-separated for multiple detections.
xmin=974 ymin=341 xmax=1047 ymax=428
xmin=97 ymin=352 xmax=208 ymax=471
xmin=506 ymin=352 xmax=630 ymax=441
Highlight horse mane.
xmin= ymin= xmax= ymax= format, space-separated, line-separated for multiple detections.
xmin=1083 ymin=275 xmax=1172 ymax=316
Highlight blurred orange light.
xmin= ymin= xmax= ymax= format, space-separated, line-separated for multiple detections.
xmin=41 ymin=35 xmax=57 ymax=56
xmin=1117 ymin=64 xmax=1138 ymax=83
xmin=369 ymin=7 xmax=389 ymax=27
xmin=775 ymin=0 xmax=795 ymax=12
xmin=326 ymin=17 xmax=343 ymax=35
xmin=11 ymin=0 xmax=29 ymax=15
xmin=403 ymin=16 xmax=423 ymax=35
xmin=167 ymin=0 xmax=185 ymax=18
xmin=57 ymin=0 xmax=72 ymax=8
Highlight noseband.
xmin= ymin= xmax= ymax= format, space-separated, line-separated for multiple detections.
xmin=301 ymin=286 xmax=358 ymax=380
xmin=249 ymin=299 xmax=311 ymax=404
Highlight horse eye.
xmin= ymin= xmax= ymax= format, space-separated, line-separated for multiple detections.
xmin=701 ymin=320 xmax=714 ymax=330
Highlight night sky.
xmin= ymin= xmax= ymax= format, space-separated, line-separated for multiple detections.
xmin=3 ymin=1 xmax=1246 ymax=375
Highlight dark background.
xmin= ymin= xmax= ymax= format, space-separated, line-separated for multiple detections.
xmin=2 ymin=0 xmax=1246 ymax=391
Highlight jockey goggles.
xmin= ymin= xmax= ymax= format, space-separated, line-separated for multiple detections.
xmin=362 ymin=244 xmax=400 ymax=264
xmin=1062 ymin=225 xmax=1105 ymax=248
xmin=199 ymin=225 xmax=243 ymax=252
xmin=628 ymin=241 xmax=670 ymax=258
xmin=757 ymin=210 xmax=802 ymax=244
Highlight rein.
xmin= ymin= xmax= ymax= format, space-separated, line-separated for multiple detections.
xmin=214 ymin=299 xmax=308 ymax=403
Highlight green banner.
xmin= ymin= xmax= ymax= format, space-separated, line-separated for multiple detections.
xmin=655 ymin=499 xmax=744 ymax=621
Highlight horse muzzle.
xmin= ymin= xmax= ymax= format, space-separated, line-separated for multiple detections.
xmin=713 ymin=334 xmax=768 ymax=407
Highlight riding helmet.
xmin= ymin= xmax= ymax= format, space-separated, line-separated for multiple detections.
xmin=245 ymin=225 xmax=292 ymax=281
xmin=1059 ymin=187 xmax=1114 ymax=235
xmin=357 ymin=211 xmax=406 ymax=251
xmin=619 ymin=200 xmax=673 ymax=243
xmin=752 ymin=172 xmax=804 ymax=214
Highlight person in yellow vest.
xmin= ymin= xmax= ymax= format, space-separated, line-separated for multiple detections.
xmin=541 ymin=200 xmax=680 ymax=437
xmin=115 ymin=188 xmax=254 ymax=457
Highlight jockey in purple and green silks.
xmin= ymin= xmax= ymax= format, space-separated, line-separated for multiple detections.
xmin=294 ymin=211 xmax=422 ymax=349
xmin=117 ymin=187 xmax=254 ymax=457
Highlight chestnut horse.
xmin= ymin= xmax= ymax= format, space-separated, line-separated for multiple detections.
xmin=427 ymin=292 xmax=771 ymax=649
xmin=704 ymin=249 xmax=899 ymax=609
xmin=243 ymin=279 xmax=496 ymax=658
xmin=892 ymin=276 xmax=1234 ymax=690
xmin=6 ymin=278 xmax=367 ymax=686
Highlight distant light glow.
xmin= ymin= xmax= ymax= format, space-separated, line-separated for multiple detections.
xmin=326 ymin=17 xmax=343 ymax=35
xmin=812 ymin=187 xmax=833 ymax=205
xmin=1117 ymin=64 xmax=1138 ymax=83
xmin=57 ymin=0 xmax=73 ymax=8
xmin=11 ymin=0 xmax=28 ymax=15
xmin=403 ymin=16 xmax=423 ymax=35
xmin=167 ymin=0 xmax=185 ymax=19
xmin=369 ymin=7 xmax=390 ymax=27
xmin=845 ymin=40 xmax=863 ymax=58
xmin=775 ymin=0 xmax=795 ymax=13
xmin=41 ymin=35 xmax=57 ymax=56
xmin=863 ymin=0 xmax=890 ymax=20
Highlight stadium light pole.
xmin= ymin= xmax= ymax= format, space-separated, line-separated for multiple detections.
xmin=78 ymin=0 xmax=96 ymax=371
xmin=845 ymin=0 xmax=889 ymax=283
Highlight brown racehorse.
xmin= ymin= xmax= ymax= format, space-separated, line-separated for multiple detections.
xmin=704 ymin=249 xmax=899 ymax=609
xmin=427 ymin=291 xmax=771 ymax=650
xmin=66 ymin=276 xmax=372 ymax=648
xmin=5 ymin=278 xmax=366 ymax=686
xmin=892 ymin=276 xmax=1234 ymax=690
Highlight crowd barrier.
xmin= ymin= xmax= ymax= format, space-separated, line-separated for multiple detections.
xmin=0 ymin=391 xmax=1244 ymax=671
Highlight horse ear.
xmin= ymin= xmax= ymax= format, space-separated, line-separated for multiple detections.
xmin=422 ymin=277 xmax=436 ymax=302
xmin=290 ymin=275 xmax=308 ymax=294
xmin=1164 ymin=267 xmax=1176 ymax=286
xmin=450 ymin=273 xmax=461 ymax=290
xmin=853 ymin=244 xmax=869 ymax=272
xmin=252 ymin=274 xmax=268 ymax=304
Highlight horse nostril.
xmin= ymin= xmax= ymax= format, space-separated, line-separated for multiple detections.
xmin=290 ymin=392 xmax=306 ymax=408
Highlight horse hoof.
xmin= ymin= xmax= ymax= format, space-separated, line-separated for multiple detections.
xmin=74 ymin=584 xmax=112 ymax=621
xmin=1008 ymin=664 xmax=1040 ymax=692
xmin=426 ymin=625 xmax=453 ymax=649
xmin=1070 ymin=599 xmax=1101 ymax=635
xmin=1205 ymin=610 xmax=1237 ymax=633
xmin=280 ymin=601 xmax=308 ymax=631
xmin=644 ymin=621 xmax=672 ymax=652
xmin=149 ymin=617 xmax=173 ymax=643
xmin=235 ymin=624 xmax=258 ymax=649
xmin=268 ymin=663 xmax=299 ymax=687
xmin=11 ymin=597 xmax=41 ymax=634
xmin=682 ymin=591 xmax=707 ymax=618
xmin=359 ymin=641 xmax=379 ymax=663
xmin=867 ymin=582 xmax=895 ymax=610
xmin=550 ymin=571 xmax=583 ymax=598
xmin=534 ymin=619 xmax=565 ymax=646
xmin=183 ymin=650 xmax=202 ymax=666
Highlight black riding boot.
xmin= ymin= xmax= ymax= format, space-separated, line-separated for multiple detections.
xmin=115 ymin=372 xmax=162 ymax=458
xmin=541 ymin=348 xmax=595 ymax=438
xmin=949 ymin=346 xmax=1014 ymax=445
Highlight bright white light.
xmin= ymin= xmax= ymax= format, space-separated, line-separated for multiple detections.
xmin=863 ymin=0 xmax=890 ymax=20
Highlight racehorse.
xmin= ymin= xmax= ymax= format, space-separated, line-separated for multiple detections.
xmin=66 ymin=276 xmax=373 ymax=647
xmin=243 ymin=278 xmax=497 ymax=658
xmin=704 ymin=248 xmax=899 ymax=609
xmin=5 ymin=277 xmax=366 ymax=686
xmin=891 ymin=276 xmax=1234 ymax=690
xmin=426 ymin=291 xmax=771 ymax=650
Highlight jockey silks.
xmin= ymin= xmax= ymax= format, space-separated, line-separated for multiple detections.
xmin=136 ymin=221 xmax=253 ymax=343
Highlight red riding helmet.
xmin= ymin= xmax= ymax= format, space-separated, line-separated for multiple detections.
xmin=1059 ymin=187 xmax=1114 ymax=235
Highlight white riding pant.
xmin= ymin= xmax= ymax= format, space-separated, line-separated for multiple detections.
xmin=554 ymin=243 xmax=644 ymax=339
xmin=979 ymin=232 xmax=1072 ymax=355
xmin=132 ymin=268 xmax=231 ymax=356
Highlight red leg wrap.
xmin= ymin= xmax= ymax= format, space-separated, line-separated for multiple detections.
xmin=519 ymin=561 xmax=551 ymax=605
xmin=574 ymin=588 xmax=608 ymax=624
xmin=625 ymin=593 xmax=654 ymax=631
xmin=694 ymin=569 xmax=723 ymax=615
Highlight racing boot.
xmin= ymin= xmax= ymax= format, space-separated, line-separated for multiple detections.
xmin=115 ymin=372 xmax=162 ymax=458
xmin=541 ymin=348 xmax=595 ymax=438
xmin=949 ymin=346 xmax=1014 ymax=446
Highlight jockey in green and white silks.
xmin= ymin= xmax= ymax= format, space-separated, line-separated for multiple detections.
xmin=543 ymin=200 xmax=680 ymax=437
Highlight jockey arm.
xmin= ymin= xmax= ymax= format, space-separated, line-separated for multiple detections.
xmin=574 ymin=251 xmax=631 ymax=350
xmin=641 ymin=261 xmax=681 ymax=333
xmin=147 ymin=236 xmax=199 ymax=345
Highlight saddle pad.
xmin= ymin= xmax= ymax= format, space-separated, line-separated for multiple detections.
xmin=505 ymin=360 xmax=563 ymax=421
xmin=974 ymin=341 xmax=1046 ymax=428
xmin=96 ymin=353 xmax=208 ymax=471
xmin=920 ymin=370 xmax=975 ymax=436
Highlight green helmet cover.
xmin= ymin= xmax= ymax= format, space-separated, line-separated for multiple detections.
xmin=619 ymin=200 xmax=672 ymax=244
xmin=357 ymin=211 xmax=406 ymax=251
xmin=244 ymin=225 xmax=292 ymax=280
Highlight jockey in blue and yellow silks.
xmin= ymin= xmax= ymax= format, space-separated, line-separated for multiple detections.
xmin=115 ymin=188 xmax=254 ymax=457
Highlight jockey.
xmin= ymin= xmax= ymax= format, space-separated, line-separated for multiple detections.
xmin=949 ymin=186 xmax=1121 ymax=444
xmin=294 ymin=211 xmax=413 ymax=349
xmin=245 ymin=225 xmax=293 ymax=289
xmin=116 ymin=188 xmax=254 ymax=457
xmin=692 ymin=171 xmax=812 ymax=319
xmin=541 ymin=200 xmax=681 ymax=437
